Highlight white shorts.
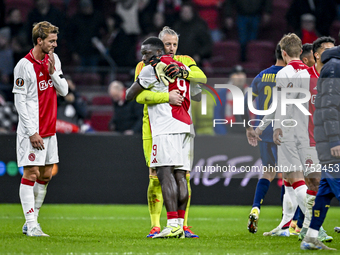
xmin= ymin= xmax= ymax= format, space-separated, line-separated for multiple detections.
xmin=278 ymin=141 xmax=303 ymax=173
xmin=297 ymin=146 xmax=320 ymax=176
xmin=17 ymin=134 xmax=59 ymax=167
xmin=150 ymin=133 xmax=193 ymax=171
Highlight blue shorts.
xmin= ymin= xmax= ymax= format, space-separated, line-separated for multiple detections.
xmin=318 ymin=169 xmax=340 ymax=201
xmin=259 ymin=141 xmax=277 ymax=166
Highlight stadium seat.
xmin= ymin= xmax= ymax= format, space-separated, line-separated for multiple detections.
xmin=246 ymin=40 xmax=276 ymax=69
xmin=273 ymin=0 xmax=293 ymax=9
xmin=242 ymin=64 xmax=262 ymax=79
xmin=258 ymin=26 xmax=285 ymax=45
xmin=91 ymin=96 xmax=112 ymax=106
xmin=66 ymin=0 xmax=78 ymax=17
xmin=49 ymin=0 xmax=66 ymax=11
xmin=210 ymin=40 xmax=241 ymax=70
xmin=90 ymin=111 xmax=112 ymax=131
xmin=115 ymin=72 xmax=132 ymax=83
xmin=104 ymin=72 xmax=132 ymax=88
xmin=71 ymin=72 xmax=101 ymax=86
xmin=5 ymin=0 xmax=34 ymax=22
xmin=330 ymin=20 xmax=340 ymax=45
xmin=258 ymin=3 xmax=288 ymax=43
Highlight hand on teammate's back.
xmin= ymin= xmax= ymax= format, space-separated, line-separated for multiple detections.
xmin=164 ymin=63 xmax=189 ymax=79
xmin=164 ymin=63 xmax=180 ymax=79
xmin=149 ymin=55 xmax=161 ymax=67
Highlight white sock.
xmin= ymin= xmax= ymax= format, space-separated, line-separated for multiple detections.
xmin=303 ymin=193 xmax=316 ymax=229
xmin=33 ymin=181 xmax=48 ymax=222
xmin=20 ymin=179 xmax=37 ymax=230
xmin=278 ymin=186 xmax=298 ymax=229
xmin=167 ymin=218 xmax=178 ymax=227
xmin=178 ymin=218 xmax=184 ymax=228
xmin=292 ymin=182 xmax=308 ymax=228
xmin=306 ymin=228 xmax=319 ymax=238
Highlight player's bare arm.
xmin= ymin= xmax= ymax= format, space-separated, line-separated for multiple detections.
xmin=243 ymin=93 xmax=258 ymax=146
xmin=126 ymin=81 xmax=144 ymax=101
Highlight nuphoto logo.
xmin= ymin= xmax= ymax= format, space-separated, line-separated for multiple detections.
xmin=199 ymin=83 xmax=313 ymax=128
xmin=196 ymin=82 xmax=222 ymax=111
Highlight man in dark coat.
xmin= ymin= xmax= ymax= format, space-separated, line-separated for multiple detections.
xmin=300 ymin=46 xmax=340 ymax=250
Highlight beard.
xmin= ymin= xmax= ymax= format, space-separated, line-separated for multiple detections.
xmin=41 ymin=44 xmax=54 ymax=54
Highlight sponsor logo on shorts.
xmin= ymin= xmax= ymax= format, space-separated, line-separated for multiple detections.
xmin=305 ymin=158 xmax=313 ymax=167
xmin=152 ymin=158 xmax=158 ymax=164
xmin=15 ymin=78 xmax=24 ymax=87
xmin=28 ymin=153 xmax=35 ymax=161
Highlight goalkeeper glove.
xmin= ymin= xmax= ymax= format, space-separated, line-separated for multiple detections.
xmin=149 ymin=55 xmax=161 ymax=67
xmin=164 ymin=63 xmax=189 ymax=79
xmin=154 ymin=61 xmax=175 ymax=86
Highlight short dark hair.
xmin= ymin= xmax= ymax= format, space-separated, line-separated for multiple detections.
xmin=142 ymin=37 xmax=164 ymax=51
xmin=312 ymin=36 xmax=335 ymax=61
xmin=300 ymin=43 xmax=313 ymax=61
xmin=275 ymin=43 xmax=283 ymax=60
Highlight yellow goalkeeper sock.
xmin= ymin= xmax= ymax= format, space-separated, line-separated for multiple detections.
xmin=147 ymin=175 xmax=163 ymax=228
xmin=184 ymin=173 xmax=191 ymax=227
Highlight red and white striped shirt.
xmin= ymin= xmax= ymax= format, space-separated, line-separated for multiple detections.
xmin=13 ymin=49 xmax=68 ymax=138
xmin=138 ymin=55 xmax=192 ymax=137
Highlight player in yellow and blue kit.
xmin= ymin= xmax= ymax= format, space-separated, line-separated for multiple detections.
xmin=245 ymin=43 xmax=285 ymax=234
xmin=134 ymin=26 xmax=206 ymax=238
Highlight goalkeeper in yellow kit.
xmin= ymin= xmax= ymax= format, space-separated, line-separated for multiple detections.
xmin=134 ymin=26 xmax=207 ymax=238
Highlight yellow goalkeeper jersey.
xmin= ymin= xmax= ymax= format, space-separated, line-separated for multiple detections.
xmin=134 ymin=55 xmax=207 ymax=140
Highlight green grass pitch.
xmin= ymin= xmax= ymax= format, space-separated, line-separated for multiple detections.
xmin=0 ymin=204 xmax=340 ymax=254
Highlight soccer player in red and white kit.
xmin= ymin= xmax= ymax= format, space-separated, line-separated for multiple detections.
xmin=126 ymin=37 xmax=195 ymax=238
xmin=256 ymin=33 xmax=309 ymax=236
xmin=13 ymin=21 xmax=68 ymax=237
xmin=275 ymin=36 xmax=335 ymax=241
